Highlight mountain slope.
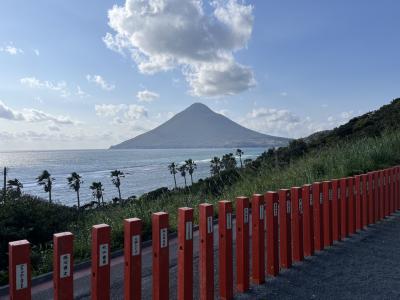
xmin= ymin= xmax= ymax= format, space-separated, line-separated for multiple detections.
xmin=306 ymin=98 xmax=400 ymax=147
xmin=110 ymin=103 xmax=290 ymax=149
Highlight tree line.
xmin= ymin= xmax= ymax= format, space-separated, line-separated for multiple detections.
xmin=3 ymin=169 xmax=125 ymax=209
xmin=3 ymin=149 xmax=246 ymax=208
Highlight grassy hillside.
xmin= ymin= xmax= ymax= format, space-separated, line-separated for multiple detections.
xmin=1 ymin=98 xmax=400 ymax=285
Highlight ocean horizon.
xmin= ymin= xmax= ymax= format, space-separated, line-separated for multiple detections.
xmin=0 ymin=147 xmax=265 ymax=206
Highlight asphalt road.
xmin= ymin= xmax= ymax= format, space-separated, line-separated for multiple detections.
xmin=3 ymin=212 xmax=400 ymax=299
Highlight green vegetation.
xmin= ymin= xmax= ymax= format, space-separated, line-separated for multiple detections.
xmin=1 ymin=98 xmax=400 ymax=285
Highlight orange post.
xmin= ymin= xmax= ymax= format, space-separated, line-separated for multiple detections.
xmin=323 ymin=181 xmax=333 ymax=247
xmin=152 ymin=212 xmax=169 ymax=300
xmin=392 ymin=167 xmax=398 ymax=212
xmin=124 ymin=218 xmax=142 ymax=300
xmin=347 ymin=177 xmax=356 ymax=235
xmin=279 ymin=189 xmax=292 ymax=268
xmin=9 ymin=240 xmax=31 ymax=300
xmin=367 ymin=173 xmax=374 ymax=225
xmin=291 ymin=187 xmax=304 ymax=262
xmin=355 ymin=176 xmax=362 ymax=231
xmin=374 ymin=171 xmax=380 ymax=222
xmin=236 ymin=197 xmax=250 ymax=292
xmin=199 ymin=203 xmax=214 ymax=300
xmin=178 ymin=207 xmax=194 ymax=300
xmin=218 ymin=200 xmax=233 ymax=300
xmin=91 ymin=224 xmax=111 ymax=300
xmin=379 ymin=171 xmax=385 ymax=220
xmin=53 ymin=232 xmax=74 ymax=300
xmin=251 ymin=194 xmax=265 ymax=284
xmin=302 ymin=184 xmax=314 ymax=256
xmin=313 ymin=182 xmax=324 ymax=251
xmin=266 ymin=191 xmax=279 ymax=276
xmin=361 ymin=175 xmax=368 ymax=228
xmin=394 ymin=166 xmax=400 ymax=211
xmin=384 ymin=169 xmax=390 ymax=217
xmin=389 ymin=168 xmax=394 ymax=214
xmin=331 ymin=179 xmax=341 ymax=241
xmin=340 ymin=178 xmax=348 ymax=238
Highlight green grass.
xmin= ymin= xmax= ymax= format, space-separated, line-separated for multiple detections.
xmin=2 ymin=130 xmax=400 ymax=285
xmin=71 ymin=130 xmax=400 ymax=263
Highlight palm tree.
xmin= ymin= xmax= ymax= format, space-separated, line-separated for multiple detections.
xmin=178 ymin=164 xmax=187 ymax=188
xmin=90 ymin=181 xmax=104 ymax=205
xmin=210 ymin=156 xmax=222 ymax=176
xmin=110 ymin=170 xmax=124 ymax=200
xmin=185 ymin=159 xmax=197 ymax=185
xmin=168 ymin=162 xmax=178 ymax=189
xmin=37 ymin=170 xmax=54 ymax=203
xmin=221 ymin=153 xmax=237 ymax=170
xmin=236 ymin=149 xmax=244 ymax=168
xmin=7 ymin=178 xmax=23 ymax=195
xmin=67 ymin=172 xmax=83 ymax=208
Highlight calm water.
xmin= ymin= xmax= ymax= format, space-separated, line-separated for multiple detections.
xmin=0 ymin=148 xmax=265 ymax=206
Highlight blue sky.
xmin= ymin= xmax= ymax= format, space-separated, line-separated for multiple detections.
xmin=0 ymin=0 xmax=399 ymax=150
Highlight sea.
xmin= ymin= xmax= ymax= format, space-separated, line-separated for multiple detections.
xmin=0 ymin=148 xmax=265 ymax=206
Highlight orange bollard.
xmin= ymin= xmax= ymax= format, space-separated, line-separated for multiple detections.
xmin=379 ymin=171 xmax=385 ymax=220
xmin=291 ymin=187 xmax=304 ymax=262
xmin=361 ymin=175 xmax=368 ymax=228
xmin=340 ymin=178 xmax=349 ymax=238
xmin=390 ymin=168 xmax=394 ymax=214
xmin=199 ymin=203 xmax=214 ymax=300
xmin=312 ymin=182 xmax=324 ymax=251
xmin=374 ymin=171 xmax=380 ymax=222
xmin=178 ymin=207 xmax=194 ymax=300
xmin=91 ymin=224 xmax=111 ymax=300
xmin=236 ymin=197 xmax=250 ymax=292
xmin=9 ymin=240 xmax=31 ymax=300
xmin=218 ymin=200 xmax=233 ymax=300
xmin=124 ymin=218 xmax=142 ymax=300
xmin=323 ymin=181 xmax=333 ymax=247
xmin=347 ymin=177 xmax=356 ymax=235
xmin=355 ymin=176 xmax=362 ymax=231
xmin=302 ymin=184 xmax=314 ymax=256
xmin=395 ymin=166 xmax=400 ymax=210
xmin=251 ymin=194 xmax=265 ymax=284
xmin=384 ymin=169 xmax=390 ymax=217
xmin=266 ymin=191 xmax=279 ymax=276
xmin=392 ymin=167 xmax=397 ymax=212
xmin=152 ymin=212 xmax=169 ymax=300
xmin=367 ymin=172 xmax=374 ymax=225
xmin=331 ymin=179 xmax=341 ymax=241
xmin=279 ymin=189 xmax=292 ymax=268
xmin=394 ymin=166 xmax=400 ymax=211
xmin=53 ymin=232 xmax=74 ymax=300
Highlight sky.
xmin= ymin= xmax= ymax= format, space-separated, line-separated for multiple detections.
xmin=0 ymin=0 xmax=399 ymax=151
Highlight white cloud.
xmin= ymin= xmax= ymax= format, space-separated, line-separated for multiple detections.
xmin=124 ymin=104 xmax=148 ymax=120
xmin=280 ymin=92 xmax=288 ymax=97
xmin=95 ymin=104 xmax=126 ymax=117
xmin=20 ymin=77 xmax=70 ymax=98
xmin=76 ymin=86 xmax=90 ymax=98
xmin=0 ymin=43 xmax=23 ymax=55
xmin=0 ymin=101 xmax=25 ymax=121
xmin=95 ymin=103 xmax=152 ymax=134
xmin=240 ymin=107 xmax=355 ymax=138
xmin=0 ymin=100 xmax=78 ymax=125
xmin=33 ymin=49 xmax=40 ymax=56
xmin=95 ymin=103 xmax=148 ymax=120
xmin=104 ymin=0 xmax=255 ymax=97
xmin=86 ymin=74 xmax=115 ymax=91
xmin=137 ymin=90 xmax=159 ymax=102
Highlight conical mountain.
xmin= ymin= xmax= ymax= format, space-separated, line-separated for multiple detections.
xmin=110 ymin=103 xmax=290 ymax=149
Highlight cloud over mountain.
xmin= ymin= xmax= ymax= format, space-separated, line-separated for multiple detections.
xmin=104 ymin=0 xmax=255 ymax=97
